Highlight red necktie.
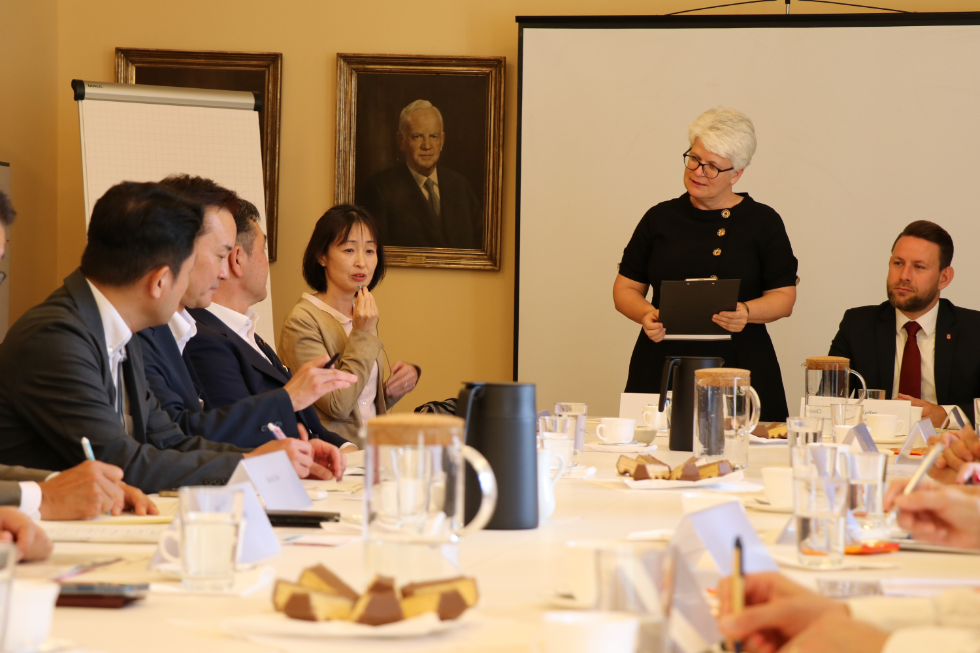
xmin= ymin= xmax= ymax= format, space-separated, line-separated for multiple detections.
xmin=898 ymin=321 xmax=922 ymax=399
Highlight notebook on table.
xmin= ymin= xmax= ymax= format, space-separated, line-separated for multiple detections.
xmin=659 ymin=279 xmax=741 ymax=341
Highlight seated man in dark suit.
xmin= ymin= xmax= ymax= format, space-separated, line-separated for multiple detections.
xmin=185 ymin=202 xmax=356 ymax=449
xmin=829 ymin=221 xmax=980 ymax=427
xmin=0 ymin=182 xmax=345 ymax=493
xmin=359 ymin=99 xmax=482 ymax=249
xmin=137 ymin=176 xmax=354 ymax=449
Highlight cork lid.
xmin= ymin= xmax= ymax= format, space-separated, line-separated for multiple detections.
xmin=694 ymin=367 xmax=751 ymax=387
xmin=805 ymin=356 xmax=850 ymax=370
xmin=367 ymin=413 xmax=463 ymax=446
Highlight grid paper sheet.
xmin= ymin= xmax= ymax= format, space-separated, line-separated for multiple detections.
xmin=78 ymin=100 xmax=275 ymax=346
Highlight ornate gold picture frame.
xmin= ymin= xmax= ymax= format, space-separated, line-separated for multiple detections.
xmin=335 ymin=54 xmax=504 ymax=270
xmin=115 ymin=48 xmax=283 ymax=261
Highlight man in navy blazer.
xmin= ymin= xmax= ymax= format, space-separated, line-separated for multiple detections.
xmin=137 ymin=177 xmax=353 ymax=449
xmin=185 ymin=197 xmax=354 ymax=449
xmin=829 ymin=221 xmax=980 ymax=428
xmin=359 ymin=99 xmax=482 ymax=249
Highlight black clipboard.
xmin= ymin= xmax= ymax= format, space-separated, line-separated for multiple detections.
xmin=658 ymin=279 xmax=741 ymax=340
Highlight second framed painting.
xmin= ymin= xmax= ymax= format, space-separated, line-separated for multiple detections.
xmin=335 ymin=54 xmax=505 ymax=270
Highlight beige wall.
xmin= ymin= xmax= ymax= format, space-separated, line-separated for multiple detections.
xmin=2 ymin=0 xmax=978 ymax=408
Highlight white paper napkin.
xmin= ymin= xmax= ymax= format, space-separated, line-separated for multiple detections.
xmin=150 ymin=565 xmax=276 ymax=597
xmin=564 ymin=466 xmax=597 ymax=479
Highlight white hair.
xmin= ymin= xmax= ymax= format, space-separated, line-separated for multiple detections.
xmin=688 ymin=107 xmax=757 ymax=171
xmin=398 ymin=99 xmax=444 ymax=133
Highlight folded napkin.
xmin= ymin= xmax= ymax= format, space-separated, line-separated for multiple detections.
xmin=564 ymin=466 xmax=597 ymax=479
xmin=584 ymin=442 xmax=658 ymax=454
xmin=151 ymin=565 xmax=275 ymax=597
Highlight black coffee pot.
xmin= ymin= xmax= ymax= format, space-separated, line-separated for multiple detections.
xmin=458 ymin=381 xmax=538 ymax=530
xmin=658 ymin=356 xmax=725 ymax=451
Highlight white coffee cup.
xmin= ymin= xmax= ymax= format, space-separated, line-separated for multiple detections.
xmin=833 ymin=425 xmax=853 ymax=444
xmin=5 ymin=580 xmax=59 ymax=653
xmin=543 ymin=611 xmax=639 ymax=653
xmin=595 ymin=418 xmax=635 ymax=444
xmin=641 ymin=404 xmax=669 ymax=431
xmin=865 ymin=414 xmax=904 ymax=441
xmin=761 ymin=467 xmax=794 ymax=508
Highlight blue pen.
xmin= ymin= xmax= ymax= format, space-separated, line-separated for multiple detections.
xmin=81 ymin=437 xmax=96 ymax=461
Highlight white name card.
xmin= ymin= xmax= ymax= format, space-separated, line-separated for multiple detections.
xmin=670 ymin=501 xmax=777 ymax=576
xmin=228 ymin=450 xmax=312 ymax=511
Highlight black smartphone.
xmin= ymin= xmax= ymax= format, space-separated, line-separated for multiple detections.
xmin=324 ymin=352 xmax=341 ymax=369
xmin=266 ymin=509 xmax=340 ymax=528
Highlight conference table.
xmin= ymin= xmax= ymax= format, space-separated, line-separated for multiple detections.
xmin=27 ymin=433 xmax=980 ymax=653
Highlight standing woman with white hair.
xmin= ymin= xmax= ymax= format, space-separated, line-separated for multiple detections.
xmin=612 ymin=108 xmax=798 ymax=421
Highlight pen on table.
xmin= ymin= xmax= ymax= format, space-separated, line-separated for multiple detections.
xmin=267 ymin=423 xmax=289 ymax=441
xmin=81 ymin=436 xmax=96 ymax=461
xmin=731 ymin=536 xmax=744 ymax=653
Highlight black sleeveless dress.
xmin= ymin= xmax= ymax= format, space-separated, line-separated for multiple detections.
xmin=618 ymin=192 xmax=798 ymax=421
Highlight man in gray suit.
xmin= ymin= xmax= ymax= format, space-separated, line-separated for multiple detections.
xmin=0 ymin=190 xmax=155 ymax=518
xmin=0 ymin=182 xmax=345 ymax=494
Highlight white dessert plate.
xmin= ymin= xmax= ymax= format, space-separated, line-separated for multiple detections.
xmin=623 ymin=470 xmax=761 ymax=492
xmin=222 ymin=611 xmax=466 ymax=640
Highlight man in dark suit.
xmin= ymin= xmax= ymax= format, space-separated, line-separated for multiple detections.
xmin=0 ymin=182 xmax=345 ymax=493
xmin=184 ymin=206 xmax=354 ymax=449
xmin=829 ymin=221 xmax=980 ymax=428
xmin=137 ymin=177 xmax=353 ymax=449
xmin=359 ymin=99 xmax=482 ymax=249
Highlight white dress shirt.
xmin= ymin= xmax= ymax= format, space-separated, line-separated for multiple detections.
xmin=848 ymin=588 xmax=980 ymax=653
xmin=891 ymin=302 xmax=957 ymax=416
xmin=205 ymin=303 xmax=270 ymax=365
xmin=167 ymin=309 xmax=198 ymax=355
xmin=17 ymin=480 xmax=43 ymax=517
xmin=86 ymin=278 xmax=134 ymax=436
xmin=302 ymin=293 xmax=379 ymax=424
xmin=408 ymin=166 xmax=441 ymax=203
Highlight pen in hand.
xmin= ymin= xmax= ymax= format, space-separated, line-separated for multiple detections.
xmin=730 ymin=536 xmax=744 ymax=653
xmin=267 ymin=423 xmax=289 ymax=441
xmin=81 ymin=436 xmax=96 ymax=462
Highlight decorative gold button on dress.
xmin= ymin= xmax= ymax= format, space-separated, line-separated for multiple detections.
xmin=713 ymin=248 xmax=722 ymax=256
xmin=717 ymin=228 xmax=726 ymax=237
xmin=721 ymin=209 xmax=731 ymax=218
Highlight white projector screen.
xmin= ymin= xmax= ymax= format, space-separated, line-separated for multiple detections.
xmin=516 ymin=14 xmax=980 ymax=418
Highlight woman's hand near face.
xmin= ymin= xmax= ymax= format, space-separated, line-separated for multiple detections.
xmin=352 ymin=287 xmax=379 ymax=333
xmin=641 ymin=308 xmax=665 ymax=342
xmin=713 ymin=302 xmax=749 ymax=333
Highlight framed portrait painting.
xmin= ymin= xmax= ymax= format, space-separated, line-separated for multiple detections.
xmin=335 ymin=54 xmax=505 ymax=270
xmin=115 ymin=48 xmax=283 ymax=261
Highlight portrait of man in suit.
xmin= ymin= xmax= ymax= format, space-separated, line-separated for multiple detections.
xmin=360 ymin=100 xmax=482 ymax=250
xmin=339 ymin=59 xmax=503 ymax=269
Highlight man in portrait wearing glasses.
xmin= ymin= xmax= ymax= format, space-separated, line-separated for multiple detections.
xmin=829 ymin=221 xmax=980 ymax=428
xmin=359 ymin=99 xmax=482 ymax=250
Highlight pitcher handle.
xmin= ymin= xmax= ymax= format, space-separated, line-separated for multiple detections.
xmin=850 ymin=369 xmax=867 ymax=397
xmin=457 ymin=445 xmax=498 ymax=537
xmin=744 ymin=386 xmax=762 ymax=434
xmin=549 ymin=453 xmax=566 ymax=488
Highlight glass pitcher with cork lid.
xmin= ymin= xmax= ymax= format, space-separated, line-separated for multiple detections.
xmin=364 ymin=413 xmax=497 ymax=585
xmin=804 ymin=356 xmax=867 ymax=399
xmin=693 ymin=368 xmax=761 ymax=470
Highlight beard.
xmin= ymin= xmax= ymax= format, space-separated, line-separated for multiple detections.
xmin=887 ymin=280 xmax=939 ymax=313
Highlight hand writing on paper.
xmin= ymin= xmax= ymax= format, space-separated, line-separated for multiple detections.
xmin=717 ymin=572 xmax=846 ymax=653
xmin=889 ymin=483 xmax=980 ymax=549
xmin=641 ymin=308 xmax=665 ymax=342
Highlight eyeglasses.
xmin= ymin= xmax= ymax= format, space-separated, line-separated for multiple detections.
xmin=683 ymin=150 xmax=734 ymax=179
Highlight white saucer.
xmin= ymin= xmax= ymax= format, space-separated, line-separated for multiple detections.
xmin=743 ymin=498 xmax=793 ymax=514
xmin=563 ymin=464 xmax=586 ymax=475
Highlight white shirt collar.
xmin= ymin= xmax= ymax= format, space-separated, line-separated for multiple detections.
xmin=407 ymin=165 xmax=439 ymax=190
xmin=206 ymin=302 xmax=260 ymax=343
xmin=895 ymin=300 xmax=940 ymax=338
xmin=85 ymin=278 xmax=133 ymax=359
xmin=168 ymin=309 xmax=198 ymax=355
xmin=303 ymin=293 xmax=352 ymax=326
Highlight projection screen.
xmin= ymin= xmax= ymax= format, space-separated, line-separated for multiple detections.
xmin=516 ymin=13 xmax=980 ymax=417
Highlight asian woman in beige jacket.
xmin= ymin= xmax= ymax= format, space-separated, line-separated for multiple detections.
xmin=279 ymin=205 xmax=420 ymax=443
